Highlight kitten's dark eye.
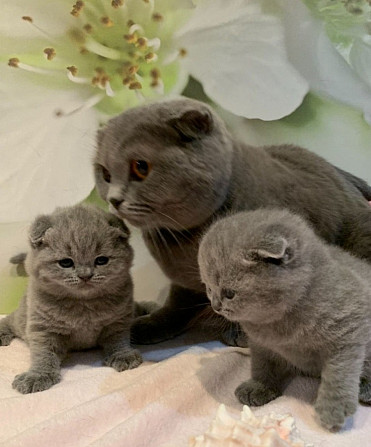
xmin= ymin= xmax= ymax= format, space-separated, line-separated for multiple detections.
xmin=130 ymin=160 xmax=152 ymax=181
xmin=58 ymin=258 xmax=74 ymax=268
xmin=221 ymin=288 xmax=235 ymax=300
xmin=101 ymin=166 xmax=111 ymax=183
xmin=95 ymin=256 xmax=109 ymax=266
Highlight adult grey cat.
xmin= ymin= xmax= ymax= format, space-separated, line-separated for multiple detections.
xmin=198 ymin=208 xmax=371 ymax=431
xmin=94 ymin=97 xmax=371 ymax=345
xmin=0 ymin=204 xmax=142 ymax=394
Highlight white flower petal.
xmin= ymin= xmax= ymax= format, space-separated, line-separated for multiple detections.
xmin=0 ymin=75 xmax=99 ymax=223
xmin=279 ymin=0 xmax=371 ymax=125
xmin=349 ymin=38 xmax=371 ymax=88
xmin=176 ymin=0 xmax=308 ymax=120
xmin=1 ymin=0 xmax=73 ymax=38
xmin=218 ymin=93 xmax=371 ymax=184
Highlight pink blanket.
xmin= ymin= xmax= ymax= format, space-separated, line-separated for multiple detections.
xmin=0 ymin=320 xmax=370 ymax=447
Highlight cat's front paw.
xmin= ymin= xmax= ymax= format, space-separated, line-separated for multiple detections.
xmin=314 ymin=397 xmax=357 ymax=431
xmin=12 ymin=370 xmax=61 ymax=394
xmin=104 ymin=349 xmax=142 ymax=372
xmin=235 ymin=379 xmax=280 ymax=406
xmin=0 ymin=332 xmax=14 ymax=346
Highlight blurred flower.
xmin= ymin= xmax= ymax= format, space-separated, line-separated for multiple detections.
xmin=0 ymin=0 xmax=309 ymax=222
xmin=278 ymin=0 xmax=371 ymax=124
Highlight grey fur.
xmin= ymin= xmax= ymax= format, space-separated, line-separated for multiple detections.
xmin=94 ymin=97 xmax=371 ymax=345
xmin=198 ymin=208 xmax=371 ymax=431
xmin=0 ymin=204 xmax=142 ymax=394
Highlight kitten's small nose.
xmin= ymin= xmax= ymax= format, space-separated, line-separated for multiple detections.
xmin=211 ymin=299 xmax=222 ymax=313
xmin=77 ymin=268 xmax=93 ymax=281
xmin=109 ymin=197 xmax=123 ymax=209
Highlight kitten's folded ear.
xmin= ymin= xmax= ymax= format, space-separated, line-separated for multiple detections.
xmin=30 ymin=215 xmax=53 ymax=248
xmin=107 ymin=214 xmax=130 ymax=240
xmin=167 ymin=107 xmax=213 ymax=142
xmin=243 ymin=236 xmax=293 ymax=266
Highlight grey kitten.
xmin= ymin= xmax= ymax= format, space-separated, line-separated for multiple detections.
xmin=198 ymin=208 xmax=371 ymax=431
xmin=94 ymin=97 xmax=371 ymax=345
xmin=0 ymin=204 xmax=142 ymax=394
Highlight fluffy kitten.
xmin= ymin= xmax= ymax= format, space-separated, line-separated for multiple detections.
xmin=0 ymin=204 xmax=142 ymax=394
xmin=94 ymin=97 xmax=371 ymax=345
xmin=198 ymin=208 xmax=371 ymax=430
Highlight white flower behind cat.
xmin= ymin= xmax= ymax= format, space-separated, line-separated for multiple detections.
xmin=0 ymin=0 xmax=308 ymax=222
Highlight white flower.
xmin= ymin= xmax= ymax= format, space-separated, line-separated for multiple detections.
xmin=277 ymin=0 xmax=371 ymax=124
xmin=0 ymin=0 xmax=309 ymax=222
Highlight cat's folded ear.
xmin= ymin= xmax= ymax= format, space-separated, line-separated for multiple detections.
xmin=243 ymin=236 xmax=294 ymax=266
xmin=107 ymin=214 xmax=130 ymax=240
xmin=29 ymin=215 xmax=53 ymax=248
xmin=167 ymin=107 xmax=213 ymax=142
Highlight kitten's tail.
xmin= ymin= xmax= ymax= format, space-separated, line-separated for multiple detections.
xmin=9 ymin=252 xmax=28 ymax=277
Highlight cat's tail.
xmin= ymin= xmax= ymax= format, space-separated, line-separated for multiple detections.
xmin=336 ymin=167 xmax=371 ymax=201
xmin=9 ymin=252 xmax=28 ymax=277
xmin=134 ymin=301 xmax=160 ymax=317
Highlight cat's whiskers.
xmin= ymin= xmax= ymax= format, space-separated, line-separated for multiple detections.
xmin=155 ymin=210 xmax=192 ymax=238
xmin=154 ymin=228 xmax=173 ymax=258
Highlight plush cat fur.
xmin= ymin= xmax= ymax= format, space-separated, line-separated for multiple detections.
xmin=94 ymin=97 xmax=371 ymax=345
xmin=0 ymin=204 xmax=142 ymax=394
xmin=198 ymin=208 xmax=371 ymax=431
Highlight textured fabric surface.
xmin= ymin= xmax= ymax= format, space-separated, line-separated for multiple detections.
xmin=0 ymin=321 xmax=370 ymax=447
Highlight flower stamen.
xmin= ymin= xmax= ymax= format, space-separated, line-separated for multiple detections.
xmin=100 ymin=17 xmax=114 ymax=27
xmin=71 ymin=1 xmax=85 ymax=17
xmin=55 ymin=93 xmax=104 ymax=117
xmin=85 ymin=38 xmax=123 ymax=59
xmin=8 ymin=58 xmax=57 ymax=75
xmin=67 ymin=66 xmax=91 ymax=84
xmin=44 ymin=48 xmax=56 ymax=61
xmin=111 ymin=0 xmax=124 ymax=8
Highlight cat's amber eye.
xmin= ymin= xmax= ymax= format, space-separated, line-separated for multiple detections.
xmin=95 ymin=256 xmax=109 ymax=266
xmin=58 ymin=258 xmax=74 ymax=268
xmin=101 ymin=166 xmax=111 ymax=183
xmin=130 ymin=160 xmax=152 ymax=181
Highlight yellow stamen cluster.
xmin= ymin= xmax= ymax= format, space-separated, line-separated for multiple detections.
xmin=100 ymin=17 xmax=114 ymax=27
xmin=111 ymin=0 xmax=124 ymax=8
xmin=71 ymin=1 xmax=84 ymax=17
xmin=67 ymin=65 xmax=78 ymax=76
xmin=91 ymin=67 xmax=110 ymax=88
xmin=152 ymin=13 xmax=163 ymax=22
xmin=44 ymin=48 xmax=56 ymax=60
xmin=8 ymin=58 xmax=20 ymax=68
xmin=7 ymin=0 xmax=183 ymax=107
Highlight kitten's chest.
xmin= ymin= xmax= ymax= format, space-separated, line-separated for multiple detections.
xmin=244 ymin=322 xmax=325 ymax=376
xmin=143 ymin=229 xmax=203 ymax=291
xmin=44 ymin=303 xmax=119 ymax=350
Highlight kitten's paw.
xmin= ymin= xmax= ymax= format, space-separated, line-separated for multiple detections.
xmin=104 ymin=349 xmax=142 ymax=372
xmin=235 ymin=379 xmax=280 ymax=406
xmin=131 ymin=315 xmax=175 ymax=344
xmin=359 ymin=377 xmax=371 ymax=404
xmin=315 ymin=398 xmax=357 ymax=431
xmin=12 ymin=370 xmax=61 ymax=394
xmin=0 ymin=332 xmax=15 ymax=346
xmin=221 ymin=323 xmax=249 ymax=347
